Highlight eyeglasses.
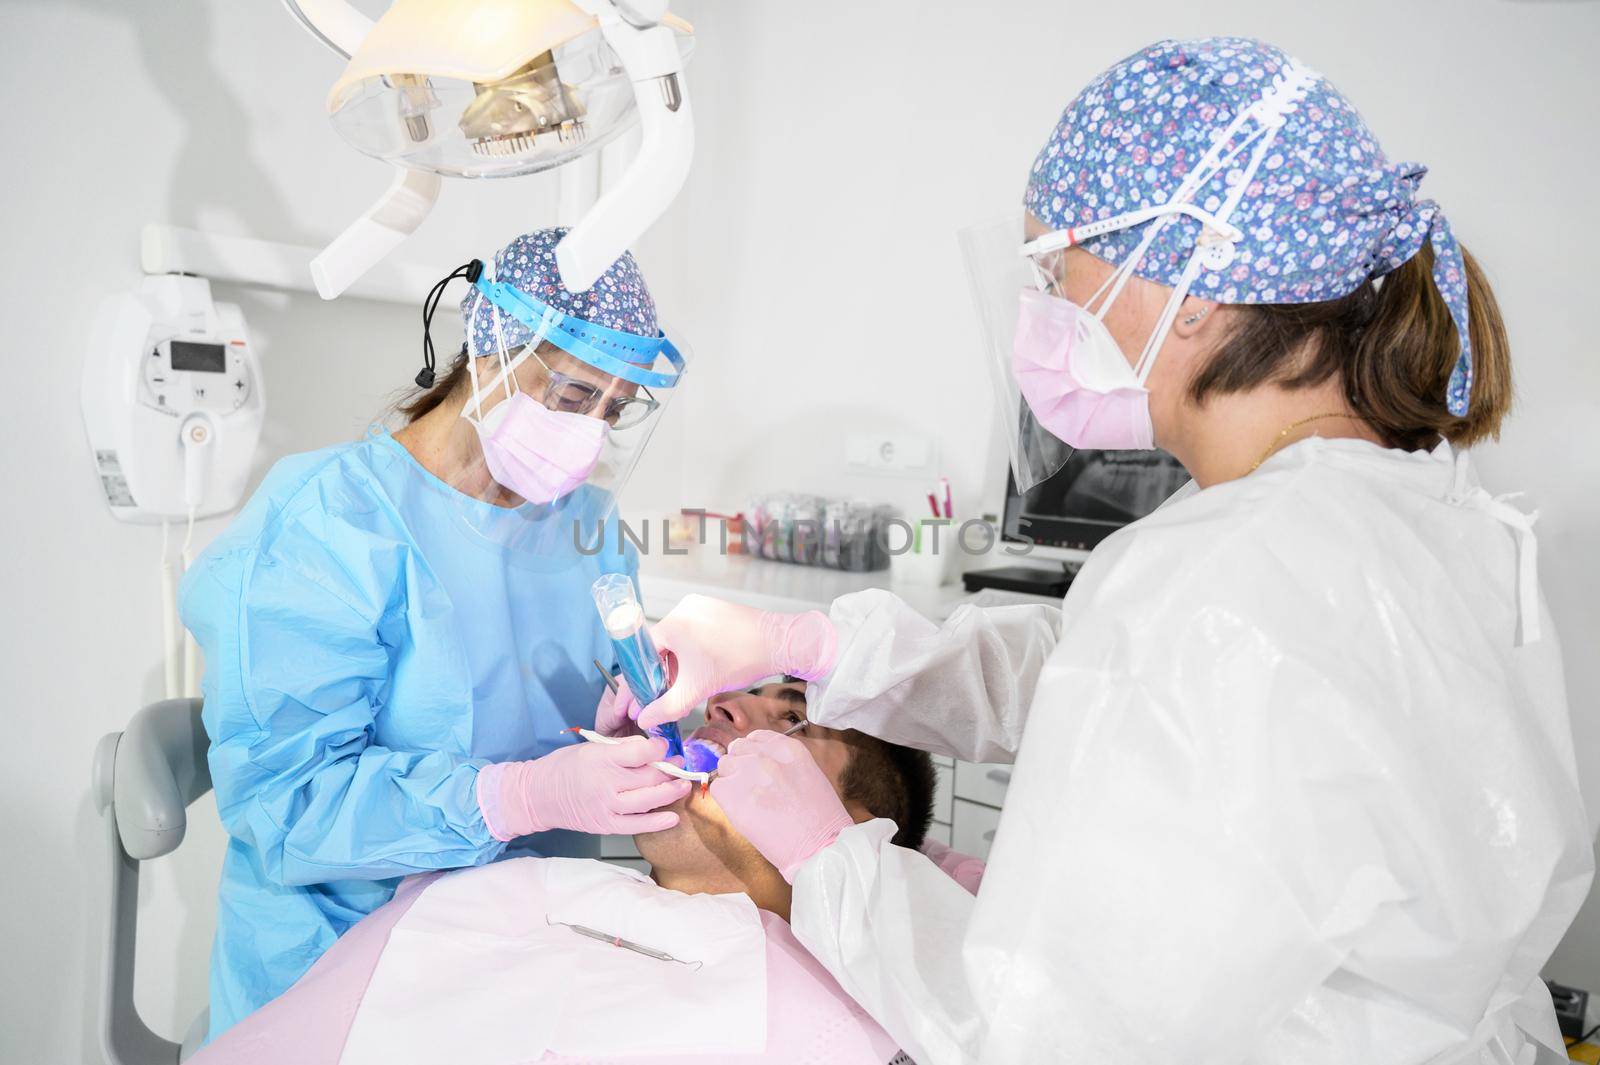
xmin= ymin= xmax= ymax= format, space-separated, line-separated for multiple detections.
xmin=526 ymin=347 xmax=660 ymax=430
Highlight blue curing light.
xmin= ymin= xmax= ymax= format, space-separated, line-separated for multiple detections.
xmin=682 ymin=740 xmax=721 ymax=774
xmin=591 ymin=574 xmax=684 ymax=759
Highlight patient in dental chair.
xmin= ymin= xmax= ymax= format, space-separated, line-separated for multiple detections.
xmin=193 ymin=681 xmax=974 ymax=1065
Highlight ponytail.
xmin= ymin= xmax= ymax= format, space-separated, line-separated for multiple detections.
xmin=1193 ymin=243 xmax=1513 ymax=451
xmin=1348 ymin=244 xmax=1510 ymax=449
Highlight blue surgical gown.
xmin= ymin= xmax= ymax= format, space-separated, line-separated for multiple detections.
xmin=180 ymin=429 xmax=634 ymax=1040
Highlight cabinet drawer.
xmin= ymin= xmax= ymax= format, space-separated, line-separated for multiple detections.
xmin=932 ymin=764 xmax=954 ymax=825
xmin=953 ymin=761 xmax=1013 ymax=809
xmin=950 ymin=799 xmax=1003 ymax=861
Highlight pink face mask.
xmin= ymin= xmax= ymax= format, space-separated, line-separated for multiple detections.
xmin=1009 ymin=287 xmax=1155 ymax=451
xmin=467 ymin=391 xmax=607 ymax=505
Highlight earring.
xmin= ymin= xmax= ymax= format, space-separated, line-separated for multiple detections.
xmin=1182 ymin=307 xmax=1210 ymax=325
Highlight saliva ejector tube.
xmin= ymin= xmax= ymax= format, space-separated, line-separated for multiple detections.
xmin=590 ymin=574 xmax=684 ymax=759
xmin=589 ymin=574 xmax=722 ymax=774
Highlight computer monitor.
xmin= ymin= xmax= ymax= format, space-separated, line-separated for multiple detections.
xmin=1001 ymin=447 xmax=1191 ymax=559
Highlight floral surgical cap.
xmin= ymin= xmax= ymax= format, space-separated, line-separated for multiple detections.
xmin=1024 ymin=37 xmax=1475 ymax=416
xmin=464 ymin=227 xmax=659 ymax=357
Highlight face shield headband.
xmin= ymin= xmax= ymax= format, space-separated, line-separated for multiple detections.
xmin=470 ymin=279 xmax=687 ymax=391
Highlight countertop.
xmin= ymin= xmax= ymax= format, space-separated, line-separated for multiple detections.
xmin=635 ymin=545 xmax=1058 ymax=620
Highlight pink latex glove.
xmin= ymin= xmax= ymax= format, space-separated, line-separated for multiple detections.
xmin=634 ymin=595 xmax=839 ymax=731
xmin=593 ymin=683 xmax=643 ymax=739
xmin=709 ymin=731 xmax=856 ymax=882
xmin=920 ymin=838 xmax=987 ymax=896
xmin=476 ymin=737 xmax=691 ymax=840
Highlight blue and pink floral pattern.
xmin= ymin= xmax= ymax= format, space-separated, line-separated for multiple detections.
xmin=1024 ymin=37 xmax=1474 ymax=416
xmin=465 ymin=227 xmax=659 ymax=357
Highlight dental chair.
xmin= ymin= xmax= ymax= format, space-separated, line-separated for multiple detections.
xmin=92 ymin=698 xmax=211 ymax=1064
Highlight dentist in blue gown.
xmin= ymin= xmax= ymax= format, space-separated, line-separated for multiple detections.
xmin=182 ymin=229 xmax=692 ymax=1040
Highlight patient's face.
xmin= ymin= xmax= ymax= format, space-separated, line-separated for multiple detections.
xmin=689 ymin=681 xmax=855 ymax=785
xmin=634 ymin=681 xmax=864 ymax=879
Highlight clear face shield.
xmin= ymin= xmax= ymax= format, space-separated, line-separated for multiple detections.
xmin=959 ymin=201 xmax=1246 ymax=494
xmin=440 ymin=279 xmax=686 ymax=564
xmin=957 ymin=214 xmax=1077 ymax=495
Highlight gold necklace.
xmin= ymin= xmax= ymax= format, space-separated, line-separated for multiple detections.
xmin=1248 ymin=412 xmax=1351 ymax=474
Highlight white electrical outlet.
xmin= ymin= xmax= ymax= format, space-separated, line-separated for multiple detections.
xmin=847 ymin=432 xmax=935 ymax=477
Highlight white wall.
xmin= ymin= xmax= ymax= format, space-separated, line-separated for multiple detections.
xmin=1 ymin=3 xmax=1595 ymax=1063
xmin=653 ymin=0 xmax=1600 ymax=989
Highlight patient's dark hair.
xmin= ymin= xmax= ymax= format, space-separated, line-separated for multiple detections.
xmin=779 ymin=677 xmax=934 ymax=849
xmin=836 ymin=731 xmax=936 ymax=850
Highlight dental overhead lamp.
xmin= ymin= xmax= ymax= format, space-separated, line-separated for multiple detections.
xmin=282 ymin=0 xmax=695 ymax=297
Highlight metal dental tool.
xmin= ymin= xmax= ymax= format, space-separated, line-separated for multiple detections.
xmin=546 ymin=917 xmax=704 ymax=971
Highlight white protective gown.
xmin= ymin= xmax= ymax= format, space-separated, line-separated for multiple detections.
xmin=794 ymin=438 xmax=1594 ymax=1065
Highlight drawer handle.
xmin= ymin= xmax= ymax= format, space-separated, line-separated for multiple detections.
xmin=985 ymin=769 xmax=1012 ymax=785
xmin=982 ymin=830 xmax=996 ymax=842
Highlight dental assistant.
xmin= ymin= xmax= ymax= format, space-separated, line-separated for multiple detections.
xmin=181 ymin=228 xmax=692 ymax=1040
xmin=628 ymin=39 xmax=1594 ymax=1065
